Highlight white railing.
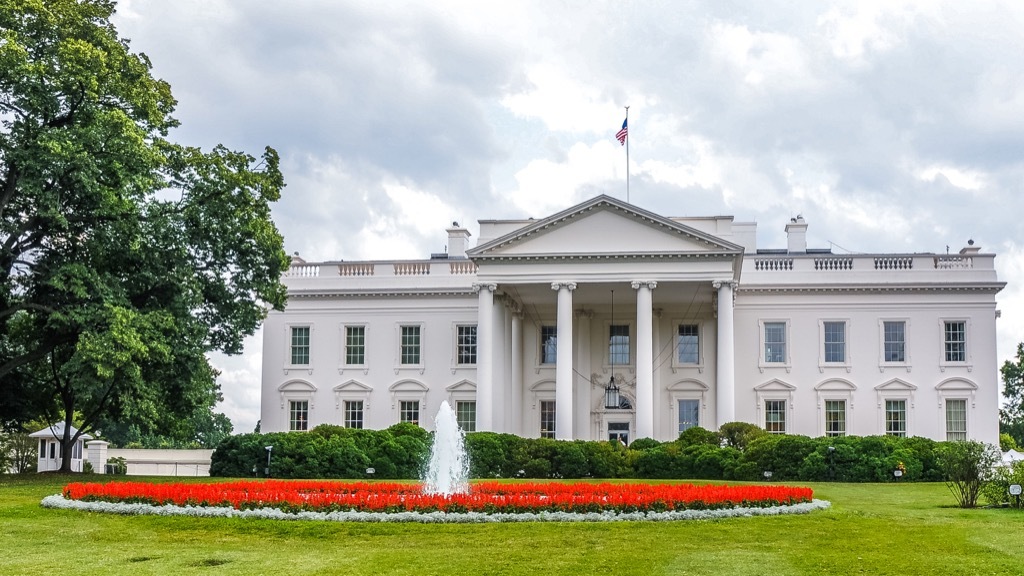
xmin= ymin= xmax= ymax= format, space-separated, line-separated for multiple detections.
xmin=394 ymin=262 xmax=431 ymax=275
xmin=450 ymin=260 xmax=478 ymax=275
xmin=814 ymin=257 xmax=854 ymax=271
xmin=934 ymin=255 xmax=973 ymax=269
xmin=285 ymin=264 xmax=320 ymax=277
xmin=338 ymin=263 xmax=375 ymax=276
xmin=874 ymin=257 xmax=914 ymax=270
xmin=755 ymin=258 xmax=793 ymax=271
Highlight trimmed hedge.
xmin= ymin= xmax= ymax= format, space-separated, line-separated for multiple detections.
xmin=211 ymin=424 xmax=950 ymax=482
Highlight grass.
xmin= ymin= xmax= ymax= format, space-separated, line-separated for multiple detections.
xmin=3 ymin=475 xmax=1024 ymax=575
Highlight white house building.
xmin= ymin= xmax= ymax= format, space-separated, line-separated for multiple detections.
xmin=260 ymin=195 xmax=1004 ymax=445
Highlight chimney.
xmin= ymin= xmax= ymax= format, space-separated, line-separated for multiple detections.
xmin=785 ymin=216 xmax=807 ymax=253
xmin=446 ymin=222 xmax=471 ymax=258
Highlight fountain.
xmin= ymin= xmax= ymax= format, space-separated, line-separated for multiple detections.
xmin=422 ymin=400 xmax=471 ymax=495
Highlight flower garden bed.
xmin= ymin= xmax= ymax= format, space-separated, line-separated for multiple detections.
xmin=43 ymin=480 xmax=829 ymax=523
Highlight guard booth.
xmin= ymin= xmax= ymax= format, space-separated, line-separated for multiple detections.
xmin=30 ymin=423 xmax=92 ymax=473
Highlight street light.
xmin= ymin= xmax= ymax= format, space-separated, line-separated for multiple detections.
xmin=827 ymin=446 xmax=836 ymax=481
xmin=264 ymin=445 xmax=273 ymax=477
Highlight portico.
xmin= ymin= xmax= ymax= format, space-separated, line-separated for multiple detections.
xmin=467 ymin=197 xmax=744 ymax=440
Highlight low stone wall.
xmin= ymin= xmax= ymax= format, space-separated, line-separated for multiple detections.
xmin=105 ymin=448 xmax=213 ymax=477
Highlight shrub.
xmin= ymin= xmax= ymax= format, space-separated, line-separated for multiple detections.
xmin=1000 ymin=433 xmax=1019 ymax=452
xmin=718 ymin=422 xmax=767 ymax=450
xmin=936 ymin=441 xmax=1001 ymax=508
xmin=629 ymin=437 xmax=661 ymax=451
xmin=981 ymin=461 xmax=1024 ymax=508
xmin=675 ymin=426 xmax=719 ymax=448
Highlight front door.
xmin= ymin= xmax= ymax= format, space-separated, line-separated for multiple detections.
xmin=608 ymin=422 xmax=630 ymax=446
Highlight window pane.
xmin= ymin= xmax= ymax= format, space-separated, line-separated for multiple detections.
xmin=456 ymin=401 xmax=476 ymax=432
xmin=946 ymin=399 xmax=967 ymax=441
xmin=457 ymin=325 xmax=477 ymax=365
xmin=399 ymin=400 xmax=420 ymax=425
xmin=344 ymin=400 xmax=363 ymax=429
xmin=885 ymin=399 xmax=906 ymax=436
xmin=944 ymin=321 xmax=966 ymax=362
xmin=609 ymin=325 xmax=630 ymax=365
xmin=289 ymin=400 xmax=309 ymax=431
xmin=541 ymin=326 xmax=557 ymax=364
xmin=290 ymin=326 xmax=310 ymax=365
xmin=764 ymin=322 xmax=786 ymax=363
xmin=677 ymin=324 xmax=699 ymax=364
xmin=678 ymin=399 xmax=700 ymax=433
xmin=824 ymin=400 xmax=846 ymax=437
xmin=540 ymin=400 xmax=556 ymax=439
xmin=345 ymin=326 xmax=365 ymax=365
xmin=401 ymin=326 xmax=421 ymax=365
xmin=824 ymin=322 xmax=846 ymax=363
xmin=884 ymin=321 xmax=905 ymax=363
xmin=765 ymin=399 xmax=786 ymax=433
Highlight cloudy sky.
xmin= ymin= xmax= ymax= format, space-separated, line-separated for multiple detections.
xmin=113 ymin=1 xmax=1024 ymax=433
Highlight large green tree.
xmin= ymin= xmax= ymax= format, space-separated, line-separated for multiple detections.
xmin=1001 ymin=343 xmax=1024 ymax=446
xmin=0 ymin=0 xmax=288 ymax=470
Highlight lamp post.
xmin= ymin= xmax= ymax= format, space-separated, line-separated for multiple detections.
xmin=264 ymin=445 xmax=273 ymax=477
xmin=827 ymin=446 xmax=836 ymax=481
xmin=763 ymin=470 xmax=773 ymax=481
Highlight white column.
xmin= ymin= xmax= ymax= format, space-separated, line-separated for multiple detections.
xmin=474 ymin=283 xmax=497 ymax=431
xmin=553 ymin=281 xmax=576 ymax=440
xmin=510 ymin=307 xmax=523 ymax=436
xmin=714 ymin=280 xmax=736 ymax=426
xmin=633 ymin=281 xmax=656 ymax=440
xmin=574 ymin=309 xmax=593 ymax=440
xmin=493 ymin=298 xmax=507 ymax=431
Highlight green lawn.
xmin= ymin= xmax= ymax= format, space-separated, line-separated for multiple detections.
xmin=2 ymin=475 xmax=1022 ymax=575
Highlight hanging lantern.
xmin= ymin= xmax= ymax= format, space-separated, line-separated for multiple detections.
xmin=604 ymin=377 xmax=620 ymax=409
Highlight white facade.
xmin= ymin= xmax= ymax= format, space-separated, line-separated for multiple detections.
xmin=260 ymin=196 xmax=1004 ymax=445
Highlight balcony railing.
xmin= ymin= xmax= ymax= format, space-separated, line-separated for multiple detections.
xmin=287 ymin=259 xmax=478 ymax=278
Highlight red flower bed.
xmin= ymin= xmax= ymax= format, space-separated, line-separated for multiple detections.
xmin=62 ymin=480 xmax=813 ymax=515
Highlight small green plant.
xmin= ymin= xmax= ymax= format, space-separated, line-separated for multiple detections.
xmin=981 ymin=460 xmax=1024 ymax=508
xmin=106 ymin=456 xmax=128 ymax=475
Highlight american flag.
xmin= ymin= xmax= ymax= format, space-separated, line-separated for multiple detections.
xmin=616 ymin=118 xmax=628 ymax=145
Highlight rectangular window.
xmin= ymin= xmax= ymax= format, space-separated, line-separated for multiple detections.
xmin=677 ymin=324 xmax=699 ymax=364
xmin=946 ymin=399 xmax=967 ymax=441
xmin=456 ymin=400 xmax=476 ymax=432
xmin=884 ymin=321 xmax=905 ymax=363
xmin=399 ymin=400 xmax=420 ymax=425
xmin=400 ymin=325 xmax=421 ymax=365
xmin=944 ymin=321 xmax=966 ymax=363
xmin=289 ymin=400 xmax=309 ymax=431
xmin=765 ymin=400 xmax=786 ymax=433
xmin=72 ymin=441 xmax=82 ymax=460
xmin=344 ymin=400 xmax=364 ymax=429
xmin=457 ymin=325 xmax=477 ymax=365
xmin=885 ymin=399 xmax=907 ymax=436
xmin=764 ymin=322 xmax=787 ymax=363
xmin=290 ymin=326 xmax=310 ymax=365
xmin=345 ymin=326 xmax=365 ymax=365
xmin=609 ymin=325 xmax=630 ymax=365
xmin=678 ymin=399 xmax=700 ymax=434
xmin=824 ymin=321 xmax=846 ymax=363
xmin=540 ymin=400 xmax=556 ymax=439
xmin=824 ymin=400 xmax=846 ymax=437
xmin=39 ymin=439 xmax=46 ymax=458
xmin=540 ymin=325 xmax=557 ymax=364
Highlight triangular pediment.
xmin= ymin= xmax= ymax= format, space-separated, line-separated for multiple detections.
xmin=754 ymin=378 xmax=797 ymax=392
xmin=875 ymin=378 xmax=917 ymax=392
xmin=468 ymin=195 xmax=743 ymax=259
xmin=334 ymin=379 xmax=373 ymax=393
xmin=446 ymin=379 xmax=477 ymax=392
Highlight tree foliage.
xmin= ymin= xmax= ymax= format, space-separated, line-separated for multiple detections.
xmin=0 ymin=0 xmax=287 ymax=469
xmin=1000 ymin=343 xmax=1024 ymax=447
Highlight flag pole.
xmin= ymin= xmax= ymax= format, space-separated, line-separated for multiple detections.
xmin=625 ymin=105 xmax=630 ymax=203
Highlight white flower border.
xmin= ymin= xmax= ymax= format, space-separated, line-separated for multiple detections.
xmin=41 ymin=494 xmax=830 ymax=523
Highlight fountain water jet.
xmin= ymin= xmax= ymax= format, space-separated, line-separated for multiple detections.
xmin=422 ymin=400 xmax=470 ymax=495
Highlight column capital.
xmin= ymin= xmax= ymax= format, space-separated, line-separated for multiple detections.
xmin=712 ymin=279 xmax=738 ymax=290
xmin=503 ymin=298 xmax=523 ymax=315
xmin=472 ymin=282 xmax=497 ymax=293
xmin=631 ymin=280 xmax=657 ymax=290
xmin=551 ymin=281 xmax=577 ymax=291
